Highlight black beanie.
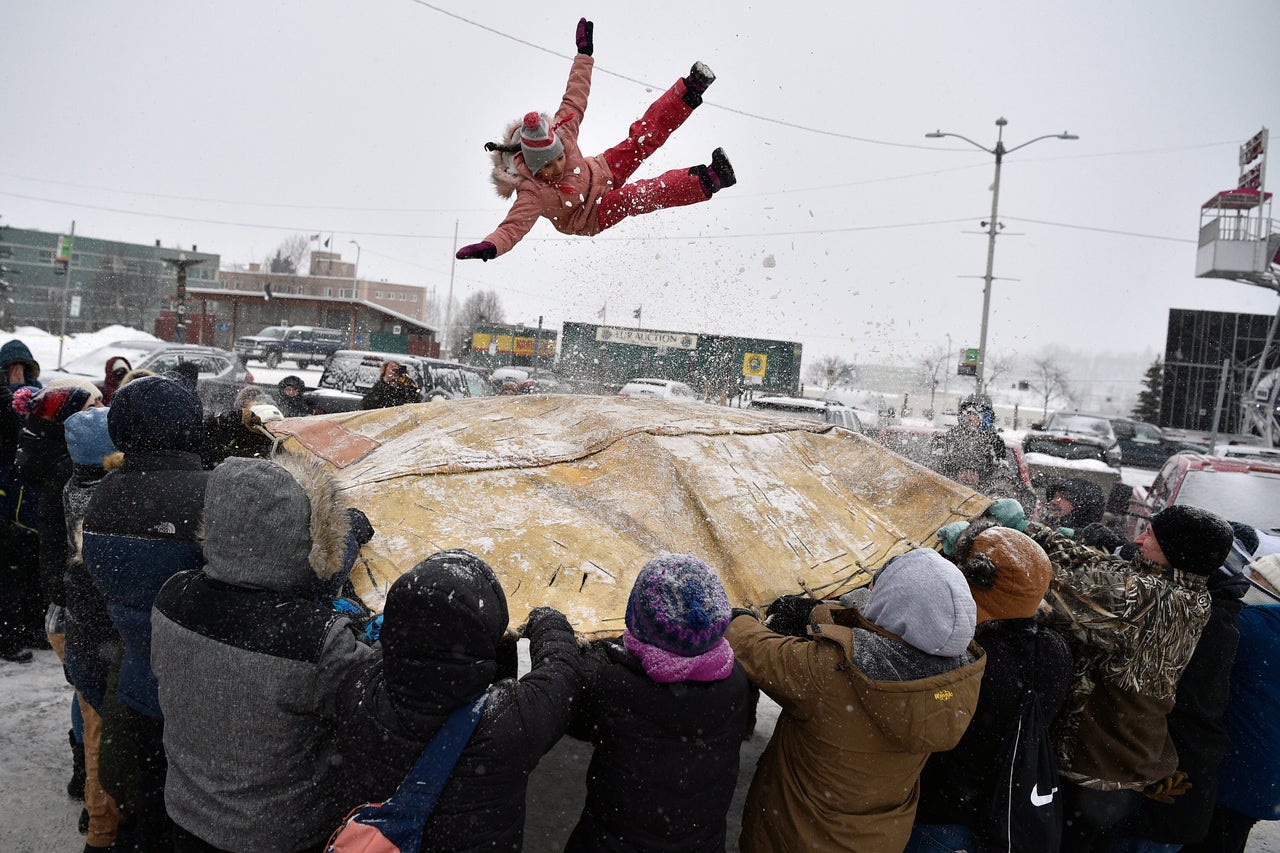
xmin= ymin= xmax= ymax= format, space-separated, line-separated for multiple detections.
xmin=1150 ymin=505 xmax=1234 ymax=575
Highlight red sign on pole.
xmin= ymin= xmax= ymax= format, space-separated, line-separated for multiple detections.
xmin=1238 ymin=164 xmax=1263 ymax=190
xmin=1239 ymin=129 xmax=1266 ymax=167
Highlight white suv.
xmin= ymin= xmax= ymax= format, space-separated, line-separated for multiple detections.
xmin=616 ymin=378 xmax=699 ymax=402
xmin=747 ymin=396 xmax=865 ymax=433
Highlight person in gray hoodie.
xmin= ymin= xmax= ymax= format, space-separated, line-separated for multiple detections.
xmin=150 ymin=454 xmax=377 ymax=853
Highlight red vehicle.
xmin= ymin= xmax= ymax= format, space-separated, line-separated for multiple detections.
xmin=1125 ymin=453 xmax=1280 ymax=540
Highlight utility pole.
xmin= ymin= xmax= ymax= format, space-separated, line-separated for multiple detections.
xmin=925 ymin=118 xmax=1078 ymax=395
xmin=444 ymin=220 xmax=458 ymax=359
xmin=55 ymin=220 xmax=75 ymax=368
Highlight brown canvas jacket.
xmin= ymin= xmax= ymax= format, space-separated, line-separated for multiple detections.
xmin=727 ymin=603 xmax=985 ymax=853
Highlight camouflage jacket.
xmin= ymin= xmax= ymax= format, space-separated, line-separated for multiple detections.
xmin=1026 ymin=522 xmax=1211 ymax=790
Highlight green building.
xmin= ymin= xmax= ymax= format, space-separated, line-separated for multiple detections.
xmin=558 ymin=321 xmax=802 ymax=397
xmin=0 ymin=226 xmax=218 ymax=334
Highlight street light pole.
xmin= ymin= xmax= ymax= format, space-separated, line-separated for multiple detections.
xmin=347 ymin=240 xmax=361 ymax=293
xmin=926 ymin=117 xmax=1078 ymax=395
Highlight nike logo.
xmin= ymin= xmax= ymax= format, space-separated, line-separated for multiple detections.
xmin=1031 ymin=783 xmax=1058 ymax=807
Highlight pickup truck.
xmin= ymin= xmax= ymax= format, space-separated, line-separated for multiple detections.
xmin=234 ymin=325 xmax=346 ymax=369
xmin=304 ymin=350 xmax=497 ymax=414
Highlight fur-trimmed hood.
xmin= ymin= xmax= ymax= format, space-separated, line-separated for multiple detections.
xmin=488 ymin=113 xmax=550 ymax=199
xmin=201 ymin=453 xmax=350 ymax=593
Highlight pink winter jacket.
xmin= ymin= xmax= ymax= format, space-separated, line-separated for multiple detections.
xmin=482 ymin=55 xmax=617 ymax=256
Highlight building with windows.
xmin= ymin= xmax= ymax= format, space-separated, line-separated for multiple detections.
xmin=0 ymin=226 xmax=218 ymax=334
xmin=218 ymin=251 xmax=425 ymax=321
xmin=1163 ymin=308 xmax=1280 ymax=434
xmin=197 ymin=251 xmax=437 ymax=354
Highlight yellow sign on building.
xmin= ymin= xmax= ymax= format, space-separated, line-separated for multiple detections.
xmin=743 ymin=352 xmax=768 ymax=377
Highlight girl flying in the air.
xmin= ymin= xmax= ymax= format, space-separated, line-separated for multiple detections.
xmin=456 ymin=18 xmax=735 ymax=262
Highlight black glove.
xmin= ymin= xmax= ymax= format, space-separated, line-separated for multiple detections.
xmin=575 ymin=18 xmax=594 ymax=55
xmin=521 ymin=605 xmax=568 ymax=639
xmin=765 ymin=594 xmax=822 ymax=637
xmin=345 ymin=507 xmax=375 ymax=545
xmin=1077 ymin=522 xmax=1125 ymax=552
xmin=494 ymin=631 xmax=519 ymax=681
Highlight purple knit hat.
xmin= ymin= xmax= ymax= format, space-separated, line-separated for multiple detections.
xmin=625 ymin=554 xmax=731 ymax=657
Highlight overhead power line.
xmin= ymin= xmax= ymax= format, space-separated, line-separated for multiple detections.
xmin=1002 ymin=216 xmax=1196 ymax=244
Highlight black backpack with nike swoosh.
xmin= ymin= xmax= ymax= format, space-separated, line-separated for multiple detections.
xmin=977 ymin=625 xmax=1063 ymax=853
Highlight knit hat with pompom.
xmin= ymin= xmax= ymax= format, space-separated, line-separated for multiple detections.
xmin=519 ymin=111 xmax=564 ymax=174
xmin=625 ymin=554 xmax=731 ymax=657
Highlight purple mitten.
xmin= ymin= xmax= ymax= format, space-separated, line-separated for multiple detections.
xmin=575 ymin=18 xmax=593 ymax=56
xmin=456 ymin=241 xmax=497 ymax=262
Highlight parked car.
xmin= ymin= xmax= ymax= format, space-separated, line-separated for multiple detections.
xmin=304 ymin=350 xmax=496 ymax=414
xmin=747 ymin=396 xmax=865 ymax=433
xmin=1024 ymin=411 xmax=1122 ymax=467
xmin=1124 ymin=453 xmax=1280 ymax=540
xmin=1108 ymin=417 xmax=1208 ymax=469
xmin=491 ymin=366 xmax=570 ymax=394
xmin=47 ymin=340 xmax=251 ymax=414
xmin=233 ymin=325 xmax=346 ymax=369
xmin=1211 ymin=442 xmax=1280 ymax=462
xmin=820 ymin=388 xmax=893 ymax=430
xmin=616 ymin=378 xmax=699 ymax=402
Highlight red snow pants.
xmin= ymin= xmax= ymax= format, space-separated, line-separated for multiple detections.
xmin=596 ymin=77 xmax=710 ymax=231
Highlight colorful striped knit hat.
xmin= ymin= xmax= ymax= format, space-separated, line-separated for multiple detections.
xmin=519 ymin=111 xmax=564 ymax=174
xmin=625 ymin=554 xmax=731 ymax=657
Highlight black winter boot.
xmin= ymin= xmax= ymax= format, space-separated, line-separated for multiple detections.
xmin=68 ymin=728 xmax=86 ymax=801
xmin=682 ymin=61 xmax=716 ymax=108
xmin=709 ymin=147 xmax=736 ymax=190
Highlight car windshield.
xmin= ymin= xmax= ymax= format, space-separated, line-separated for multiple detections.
xmin=255 ymin=327 xmax=287 ymax=339
xmin=60 ymin=342 xmax=161 ymax=376
xmin=1045 ymin=414 xmax=1114 ymax=439
xmin=320 ymin=353 xmax=384 ymax=392
xmin=1176 ymin=470 xmax=1280 ymax=532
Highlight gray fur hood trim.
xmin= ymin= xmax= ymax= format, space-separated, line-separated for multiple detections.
xmin=489 ymin=114 xmax=546 ymax=199
xmin=202 ymin=454 xmax=350 ymax=592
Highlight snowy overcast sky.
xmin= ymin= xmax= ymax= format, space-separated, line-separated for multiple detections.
xmin=3 ymin=0 xmax=1279 ymax=367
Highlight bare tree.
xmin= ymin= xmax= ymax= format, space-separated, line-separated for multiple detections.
xmin=1028 ymin=356 xmax=1073 ymax=419
xmin=983 ymin=350 xmax=1017 ymax=389
xmin=266 ymin=234 xmax=311 ymax=274
xmin=804 ymin=355 xmax=858 ymax=390
xmin=449 ymin=290 xmax=505 ymax=359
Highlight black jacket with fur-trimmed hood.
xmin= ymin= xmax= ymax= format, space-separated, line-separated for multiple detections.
xmin=151 ymin=454 xmax=377 ymax=853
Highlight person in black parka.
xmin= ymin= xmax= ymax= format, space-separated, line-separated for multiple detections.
xmin=910 ymin=519 xmax=1074 ymax=853
xmin=565 ymin=553 xmax=751 ymax=853
xmin=336 ymin=549 xmax=585 ymax=852
xmin=360 ymin=361 xmax=421 ymax=410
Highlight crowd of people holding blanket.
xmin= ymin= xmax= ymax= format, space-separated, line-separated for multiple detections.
xmin=3 ymin=330 xmax=1280 ymax=853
